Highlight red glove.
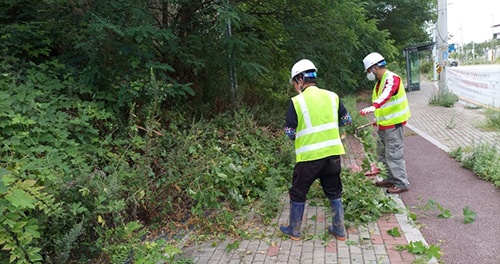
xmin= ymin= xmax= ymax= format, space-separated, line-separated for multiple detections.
xmin=359 ymin=106 xmax=375 ymax=116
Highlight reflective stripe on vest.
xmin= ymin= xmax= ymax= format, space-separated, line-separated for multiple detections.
xmin=292 ymin=87 xmax=345 ymax=162
xmin=372 ymin=71 xmax=411 ymax=126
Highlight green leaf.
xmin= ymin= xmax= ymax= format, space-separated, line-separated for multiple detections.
xmin=226 ymin=240 xmax=240 ymax=251
xmin=25 ymin=223 xmax=41 ymax=239
xmin=427 ymin=244 xmax=442 ymax=259
xmin=386 ymin=227 xmax=401 ymax=237
xmin=405 ymin=241 xmax=426 ymax=254
xmin=438 ymin=210 xmax=452 ymax=219
xmin=5 ymin=189 xmax=36 ymax=209
xmin=10 ymin=252 xmax=20 ymax=263
xmin=463 ymin=206 xmax=477 ymax=224
xmin=125 ymin=221 xmax=143 ymax=232
xmin=437 ymin=204 xmax=452 ymax=219
xmin=0 ymin=170 xmax=15 ymax=193
xmin=27 ymin=247 xmax=43 ymax=261
xmin=0 ymin=180 xmax=7 ymax=194
xmin=345 ymin=240 xmax=357 ymax=245
xmin=217 ymin=173 xmax=228 ymax=180
xmin=3 ymin=216 xmax=18 ymax=228
xmin=69 ymin=202 xmax=89 ymax=216
xmin=408 ymin=211 xmax=417 ymax=221
xmin=12 ymin=221 xmax=28 ymax=232
xmin=425 ymin=199 xmax=437 ymax=210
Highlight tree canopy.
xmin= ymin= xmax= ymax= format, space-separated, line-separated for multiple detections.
xmin=1 ymin=0 xmax=435 ymax=112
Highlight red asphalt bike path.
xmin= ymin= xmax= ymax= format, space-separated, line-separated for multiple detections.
xmin=398 ymin=81 xmax=500 ymax=264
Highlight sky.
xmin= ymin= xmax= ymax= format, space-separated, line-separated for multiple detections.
xmin=446 ymin=0 xmax=500 ymax=44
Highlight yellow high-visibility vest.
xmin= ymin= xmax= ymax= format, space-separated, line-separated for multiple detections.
xmin=372 ymin=71 xmax=411 ymax=126
xmin=291 ymin=86 xmax=345 ymax=162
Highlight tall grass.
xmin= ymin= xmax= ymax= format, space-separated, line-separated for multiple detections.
xmin=428 ymin=89 xmax=459 ymax=107
xmin=483 ymin=108 xmax=500 ymax=131
xmin=449 ymin=144 xmax=500 ymax=188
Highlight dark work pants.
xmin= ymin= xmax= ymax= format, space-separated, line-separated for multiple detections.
xmin=289 ymin=155 xmax=342 ymax=203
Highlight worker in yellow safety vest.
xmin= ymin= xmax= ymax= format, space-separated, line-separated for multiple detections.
xmin=360 ymin=52 xmax=411 ymax=194
xmin=281 ymin=59 xmax=352 ymax=241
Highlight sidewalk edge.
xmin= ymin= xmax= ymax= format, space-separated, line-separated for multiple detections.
xmin=406 ymin=123 xmax=450 ymax=152
xmin=391 ymin=195 xmax=439 ymax=264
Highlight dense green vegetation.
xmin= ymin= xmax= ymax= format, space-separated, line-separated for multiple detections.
xmin=481 ymin=108 xmax=500 ymax=131
xmin=450 ymin=144 xmax=500 ymax=188
xmin=428 ymin=89 xmax=459 ymax=107
xmin=0 ymin=0 xmax=435 ymax=263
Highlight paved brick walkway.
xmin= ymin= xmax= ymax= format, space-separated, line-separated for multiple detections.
xmin=180 ymin=80 xmax=497 ymax=264
xmin=406 ymin=82 xmax=500 ymax=152
xmin=181 ymin=131 xmax=428 ymax=264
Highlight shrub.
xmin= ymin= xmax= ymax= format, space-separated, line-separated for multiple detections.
xmin=341 ymin=170 xmax=399 ymax=225
xmin=420 ymin=60 xmax=433 ymax=75
xmin=483 ymin=108 xmax=500 ymax=131
xmin=450 ymin=144 xmax=500 ymax=188
xmin=307 ymin=95 xmax=398 ymax=226
xmin=163 ymin=109 xmax=293 ymax=227
xmin=0 ymin=169 xmax=60 ymax=263
xmin=429 ymin=89 xmax=459 ymax=107
xmin=0 ymin=62 xmax=179 ymax=262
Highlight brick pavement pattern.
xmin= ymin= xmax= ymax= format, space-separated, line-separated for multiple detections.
xmin=406 ymin=82 xmax=500 ymax=152
xmin=181 ymin=132 xmax=423 ymax=264
xmin=182 ymin=138 xmax=424 ymax=263
xmin=181 ymin=80 xmax=494 ymax=263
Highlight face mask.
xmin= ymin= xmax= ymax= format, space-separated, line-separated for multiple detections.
xmin=366 ymin=72 xmax=376 ymax=81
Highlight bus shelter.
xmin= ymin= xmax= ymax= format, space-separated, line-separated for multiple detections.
xmin=403 ymin=42 xmax=435 ymax=91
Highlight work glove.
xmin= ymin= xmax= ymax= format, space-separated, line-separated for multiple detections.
xmin=359 ymin=106 xmax=376 ymax=116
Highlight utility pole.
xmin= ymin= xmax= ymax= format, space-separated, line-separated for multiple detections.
xmin=460 ymin=23 xmax=463 ymax=55
xmin=472 ymin=41 xmax=475 ymax=65
xmin=433 ymin=25 xmax=437 ymax=81
xmin=492 ymin=15 xmax=498 ymax=62
xmin=437 ymin=0 xmax=448 ymax=91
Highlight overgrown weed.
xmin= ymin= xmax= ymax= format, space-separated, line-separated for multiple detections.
xmin=482 ymin=108 xmax=500 ymax=131
xmin=306 ymin=95 xmax=399 ymax=226
xmin=429 ymin=89 xmax=459 ymax=107
xmin=449 ymin=144 xmax=500 ymax=188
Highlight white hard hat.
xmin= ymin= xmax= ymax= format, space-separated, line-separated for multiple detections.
xmin=290 ymin=59 xmax=317 ymax=83
xmin=363 ymin=52 xmax=385 ymax=72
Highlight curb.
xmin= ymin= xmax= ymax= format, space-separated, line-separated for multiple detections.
xmin=390 ymin=195 xmax=438 ymax=264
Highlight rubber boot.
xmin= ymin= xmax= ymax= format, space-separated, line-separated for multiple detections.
xmin=280 ymin=201 xmax=305 ymax=241
xmin=328 ymin=198 xmax=346 ymax=241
